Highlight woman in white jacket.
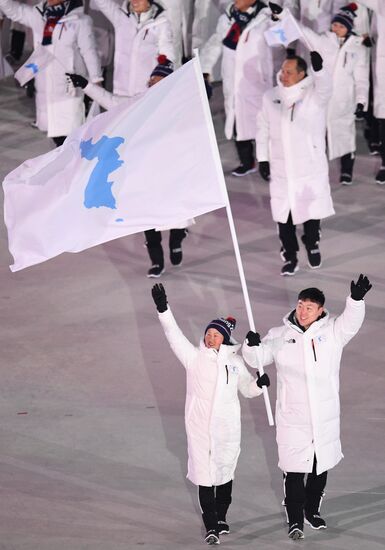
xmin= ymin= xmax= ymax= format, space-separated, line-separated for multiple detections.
xmin=242 ymin=275 xmax=371 ymax=540
xmin=296 ymin=3 xmax=370 ymax=184
xmin=359 ymin=0 xmax=385 ymax=183
xmin=200 ymin=0 xmax=275 ymax=176
xmin=0 ymin=0 xmax=102 ymax=145
xmin=92 ymin=0 xmax=174 ymax=96
xmin=151 ymin=283 xmax=269 ymax=545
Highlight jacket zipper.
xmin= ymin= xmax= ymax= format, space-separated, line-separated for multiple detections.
xmin=225 ymin=365 xmax=229 ymax=384
xmin=311 ymin=339 xmax=317 ymax=362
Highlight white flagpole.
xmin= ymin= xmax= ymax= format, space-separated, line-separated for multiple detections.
xmin=192 ymin=52 xmax=274 ymax=426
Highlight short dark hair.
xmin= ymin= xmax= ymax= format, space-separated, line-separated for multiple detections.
xmin=286 ymin=54 xmax=308 ymax=76
xmin=298 ymin=288 xmax=325 ymax=307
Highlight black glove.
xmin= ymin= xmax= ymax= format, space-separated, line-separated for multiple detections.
xmin=246 ymin=331 xmax=261 ymax=347
xmin=310 ymin=51 xmax=323 ymax=72
xmin=256 ymin=372 xmax=270 ymax=389
xmin=66 ymin=73 xmax=88 ymax=89
xmin=259 ymin=161 xmax=270 ymax=182
xmin=203 ymin=74 xmax=213 ymax=100
xmin=355 ymin=103 xmax=365 ymax=119
xmin=362 ymin=36 xmax=373 ymax=48
xmin=350 ymin=274 xmax=372 ymax=301
xmin=269 ymin=1 xmax=283 ymax=19
xmin=151 ymin=283 xmax=168 ymax=313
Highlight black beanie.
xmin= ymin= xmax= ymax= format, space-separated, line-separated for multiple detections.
xmin=331 ymin=3 xmax=357 ymax=33
xmin=204 ymin=317 xmax=236 ymax=345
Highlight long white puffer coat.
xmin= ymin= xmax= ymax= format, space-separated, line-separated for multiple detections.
xmin=256 ymin=68 xmax=335 ymax=225
xmin=359 ymin=0 xmax=385 ymax=118
xmin=93 ymin=0 xmax=175 ymax=96
xmin=242 ymin=296 xmax=365 ymax=475
xmin=159 ymin=308 xmax=263 ymax=487
xmin=200 ymin=4 xmax=274 ymax=141
xmin=0 ymin=0 xmax=102 ymax=137
xmin=299 ymin=24 xmax=369 ymax=160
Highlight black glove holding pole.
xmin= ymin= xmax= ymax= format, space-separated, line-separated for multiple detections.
xmin=310 ymin=51 xmax=323 ymax=72
xmin=257 ymin=371 xmax=270 ymax=389
xmin=66 ymin=73 xmax=88 ymax=89
xmin=350 ymin=274 xmax=372 ymax=301
xmin=151 ymin=283 xmax=168 ymax=313
xmin=246 ymin=330 xmax=261 ymax=347
xmin=269 ymin=1 xmax=282 ymax=20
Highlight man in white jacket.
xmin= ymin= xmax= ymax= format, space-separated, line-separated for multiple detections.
xmin=0 ymin=0 xmax=102 ymax=145
xmin=242 ymin=274 xmax=372 ymax=540
xmin=200 ymin=0 xmax=274 ymax=177
xmin=92 ymin=0 xmax=175 ymax=96
xmin=256 ymin=49 xmax=335 ymax=275
xmin=151 ymin=283 xmax=270 ymax=545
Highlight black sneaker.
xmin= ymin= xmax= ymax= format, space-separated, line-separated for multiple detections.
xmin=147 ymin=264 xmax=164 ymax=278
xmin=376 ymin=167 xmax=385 ymax=184
xmin=304 ymin=514 xmax=327 ymax=530
xmin=217 ymin=521 xmax=230 ymax=535
xmin=231 ymin=164 xmax=257 ymax=177
xmin=170 ymin=247 xmax=183 ymax=266
xmin=281 ymin=260 xmax=298 ymax=276
xmin=369 ymin=142 xmax=380 ymax=155
xmin=340 ymin=173 xmax=353 ymax=185
xmin=306 ymin=246 xmax=322 ymax=269
xmin=288 ymin=523 xmax=304 ymax=540
xmin=204 ymin=530 xmax=220 ymax=545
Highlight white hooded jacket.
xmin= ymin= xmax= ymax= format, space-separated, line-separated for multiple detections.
xmin=200 ymin=2 xmax=274 ymax=141
xmin=242 ymin=296 xmax=365 ymax=475
xmin=159 ymin=308 xmax=263 ymax=487
xmin=256 ymin=67 xmax=335 ymax=225
xmin=92 ymin=0 xmax=175 ymax=96
xmin=0 ymin=0 xmax=102 ymax=137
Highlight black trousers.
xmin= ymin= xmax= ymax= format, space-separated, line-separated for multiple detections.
xmin=278 ymin=212 xmax=320 ymax=262
xmin=52 ymin=136 xmax=66 ymax=147
xmin=198 ymin=480 xmax=233 ymax=532
xmin=144 ymin=228 xmax=186 ymax=267
xmin=283 ymin=456 xmax=327 ymax=526
xmin=234 ymin=139 xmax=255 ymax=168
xmin=340 ymin=152 xmax=355 ymax=177
xmin=379 ymin=118 xmax=385 ymax=166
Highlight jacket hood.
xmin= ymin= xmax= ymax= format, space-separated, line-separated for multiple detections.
xmin=283 ymin=308 xmax=329 ymax=333
xmin=199 ymin=340 xmax=241 ymax=356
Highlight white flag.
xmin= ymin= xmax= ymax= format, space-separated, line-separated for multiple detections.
xmin=3 ymin=57 xmax=228 ymax=272
xmin=14 ymin=46 xmax=54 ymax=86
xmin=264 ymin=12 xmax=302 ymax=47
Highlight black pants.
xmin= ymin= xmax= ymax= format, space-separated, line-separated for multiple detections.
xmin=379 ymin=118 xmax=385 ymax=166
xmin=234 ymin=139 xmax=255 ymax=169
xmin=340 ymin=152 xmax=355 ymax=177
xmin=198 ymin=480 xmax=233 ymax=532
xmin=144 ymin=228 xmax=186 ymax=267
xmin=52 ymin=136 xmax=66 ymax=147
xmin=283 ymin=456 xmax=327 ymax=526
xmin=278 ymin=212 xmax=320 ymax=262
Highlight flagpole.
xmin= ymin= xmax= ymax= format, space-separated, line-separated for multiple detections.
xmin=192 ymin=52 xmax=274 ymax=426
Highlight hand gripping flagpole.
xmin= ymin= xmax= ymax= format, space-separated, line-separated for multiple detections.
xmin=192 ymin=51 xmax=274 ymax=426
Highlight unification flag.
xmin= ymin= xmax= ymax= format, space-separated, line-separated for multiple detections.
xmin=14 ymin=46 xmax=54 ymax=86
xmin=264 ymin=11 xmax=302 ymax=47
xmin=3 ymin=57 xmax=228 ymax=272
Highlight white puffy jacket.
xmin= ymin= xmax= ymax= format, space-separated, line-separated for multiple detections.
xmin=242 ymin=296 xmax=365 ymax=475
xmin=92 ymin=0 xmax=175 ymax=96
xmin=359 ymin=0 xmax=385 ymax=118
xmin=200 ymin=3 xmax=274 ymax=141
xmin=299 ymin=24 xmax=369 ymax=160
xmin=256 ymin=68 xmax=335 ymax=225
xmin=0 ymin=0 xmax=102 ymax=137
xmin=159 ymin=308 xmax=262 ymax=487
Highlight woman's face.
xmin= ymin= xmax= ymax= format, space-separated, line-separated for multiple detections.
xmin=331 ymin=22 xmax=348 ymax=38
xmin=204 ymin=329 xmax=224 ymax=351
xmin=131 ymin=0 xmax=151 ymax=13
